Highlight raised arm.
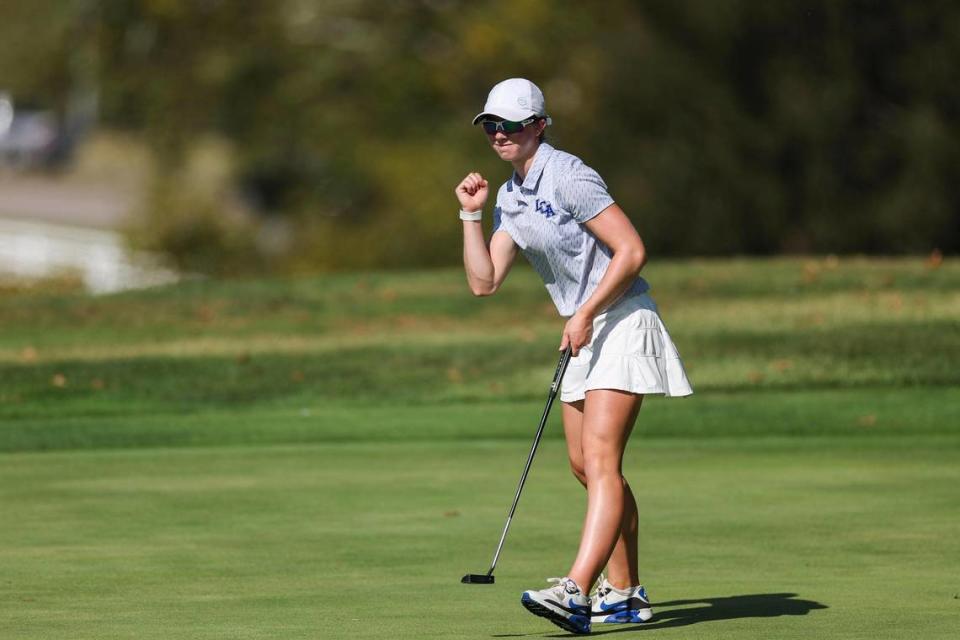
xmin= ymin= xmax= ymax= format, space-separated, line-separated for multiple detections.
xmin=456 ymin=172 xmax=518 ymax=296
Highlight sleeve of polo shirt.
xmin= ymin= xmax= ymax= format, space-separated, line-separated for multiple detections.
xmin=491 ymin=182 xmax=512 ymax=238
xmin=556 ymin=163 xmax=615 ymax=224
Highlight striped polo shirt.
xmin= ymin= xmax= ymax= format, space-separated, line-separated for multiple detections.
xmin=492 ymin=143 xmax=649 ymax=317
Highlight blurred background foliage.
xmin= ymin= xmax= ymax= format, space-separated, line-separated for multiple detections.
xmin=1 ymin=0 xmax=957 ymax=274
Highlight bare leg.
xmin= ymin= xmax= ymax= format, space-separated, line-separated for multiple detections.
xmin=565 ymin=389 xmax=643 ymax=593
xmin=562 ymin=399 xmax=640 ymax=588
xmin=608 ymin=479 xmax=640 ymax=589
xmin=561 ymin=400 xmax=589 ymax=486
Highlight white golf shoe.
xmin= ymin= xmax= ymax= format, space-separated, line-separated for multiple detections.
xmin=520 ymin=577 xmax=591 ymax=635
xmin=591 ymin=577 xmax=653 ymax=624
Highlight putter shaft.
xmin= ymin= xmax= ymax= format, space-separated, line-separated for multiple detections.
xmin=483 ymin=348 xmax=572 ymax=576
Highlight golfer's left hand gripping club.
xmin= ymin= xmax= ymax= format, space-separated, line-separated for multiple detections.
xmin=461 ymin=347 xmax=573 ymax=585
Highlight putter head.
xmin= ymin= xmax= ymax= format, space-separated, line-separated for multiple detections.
xmin=461 ymin=573 xmax=495 ymax=584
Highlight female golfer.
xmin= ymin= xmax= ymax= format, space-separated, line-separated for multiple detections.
xmin=455 ymin=78 xmax=693 ymax=635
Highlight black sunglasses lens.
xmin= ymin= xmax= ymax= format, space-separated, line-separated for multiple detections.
xmin=481 ymin=120 xmax=529 ymax=134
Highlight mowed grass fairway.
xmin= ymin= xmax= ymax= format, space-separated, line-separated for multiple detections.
xmin=1 ymin=257 xmax=958 ymax=639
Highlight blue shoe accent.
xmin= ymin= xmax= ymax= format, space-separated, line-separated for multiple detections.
xmin=602 ymin=610 xmax=646 ymax=623
xmin=598 ymin=600 xmax=632 ymax=613
xmin=592 ymin=579 xmax=653 ymax=624
xmin=521 ymin=593 xmax=592 ymax=634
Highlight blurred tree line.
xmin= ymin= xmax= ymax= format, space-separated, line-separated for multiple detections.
xmin=1 ymin=0 xmax=957 ymax=273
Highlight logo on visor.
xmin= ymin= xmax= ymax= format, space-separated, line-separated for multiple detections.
xmin=535 ymin=199 xmax=556 ymax=218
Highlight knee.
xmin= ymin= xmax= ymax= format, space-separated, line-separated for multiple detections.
xmin=582 ymin=450 xmax=622 ymax=482
xmin=568 ymin=459 xmax=587 ymax=486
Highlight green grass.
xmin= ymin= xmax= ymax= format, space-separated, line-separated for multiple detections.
xmin=1 ymin=257 xmax=958 ymax=638
xmin=2 ymin=439 xmax=958 ymax=639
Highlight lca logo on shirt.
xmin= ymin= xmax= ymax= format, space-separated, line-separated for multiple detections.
xmin=535 ymin=199 xmax=556 ymax=218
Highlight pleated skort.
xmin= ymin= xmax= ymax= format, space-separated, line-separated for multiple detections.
xmin=559 ymin=291 xmax=693 ymax=403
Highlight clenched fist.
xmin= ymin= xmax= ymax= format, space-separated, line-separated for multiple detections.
xmin=455 ymin=172 xmax=488 ymax=212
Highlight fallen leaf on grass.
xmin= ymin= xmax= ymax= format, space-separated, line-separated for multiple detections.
xmin=857 ymin=414 xmax=877 ymax=427
xmin=195 ymin=304 xmax=218 ymax=323
xmin=801 ymin=262 xmax=820 ymax=285
xmin=771 ymin=359 xmax=794 ymax=372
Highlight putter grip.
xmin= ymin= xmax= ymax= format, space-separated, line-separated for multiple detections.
xmin=550 ymin=347 xmax=572 ymax=394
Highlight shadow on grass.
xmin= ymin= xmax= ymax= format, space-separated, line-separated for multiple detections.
xmin=492 ymin=592 xmax=827 ymax=637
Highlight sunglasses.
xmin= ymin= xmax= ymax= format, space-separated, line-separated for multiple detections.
xmin=480 ymin=116 xmax=539 ymax=134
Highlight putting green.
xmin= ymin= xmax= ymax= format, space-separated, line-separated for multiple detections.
xmin=1 ymin=436 xmax=957 ymax=639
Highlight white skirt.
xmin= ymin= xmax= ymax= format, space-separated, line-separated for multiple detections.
xmin=559 ymin=292 xmax=693 ymax=403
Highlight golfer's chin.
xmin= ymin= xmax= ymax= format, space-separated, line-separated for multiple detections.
xmin=492 ymin=144 xmax=518 ymax=161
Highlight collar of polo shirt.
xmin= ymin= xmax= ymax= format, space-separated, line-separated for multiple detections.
xmin=512 ymin=143 xmax=555 ymax=192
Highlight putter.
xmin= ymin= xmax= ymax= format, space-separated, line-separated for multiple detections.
xmin=461 ymin=347 xmax=573 ymax=585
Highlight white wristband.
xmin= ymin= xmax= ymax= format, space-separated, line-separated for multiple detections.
xmin=459 ymin=208 xmax=482 ymax=221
